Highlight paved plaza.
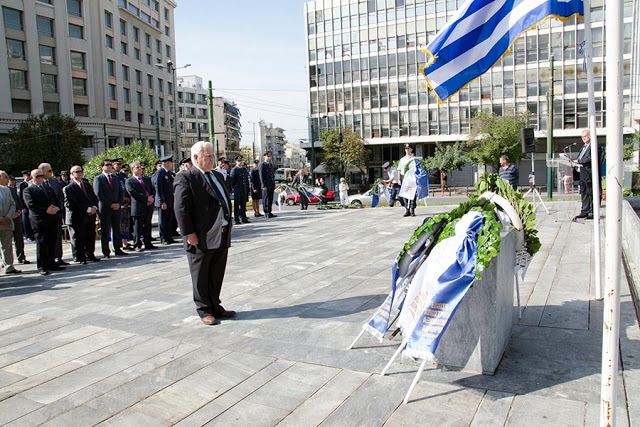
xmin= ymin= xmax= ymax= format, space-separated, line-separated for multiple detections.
xmin=0 ymin=200 xmax=638 ymax=426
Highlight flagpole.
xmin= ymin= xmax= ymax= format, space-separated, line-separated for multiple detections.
xmin=601 ymin=0 xmax=624 ymax=424
xmin=582 ymin=0 xmax=603 ymax=301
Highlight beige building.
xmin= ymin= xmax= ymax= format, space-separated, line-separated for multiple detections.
xmin=212 ymin=96 xmax=241 ymax=160
xmin=0 ymin=0 xmax=178 ymax=160
xmin=176 ymin=74 xmax=209 ymax=151
xmin=259 ymin=120 xmax=286 ymax=168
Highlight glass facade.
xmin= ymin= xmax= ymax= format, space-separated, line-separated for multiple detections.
xmin=305 ymin=0 xmax=638 ymax=149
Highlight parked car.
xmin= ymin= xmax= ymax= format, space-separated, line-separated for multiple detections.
xmin=284 ymin=188 xmax=335 ymax=205
xmin=348 ymin=189 xmax=389 ymax=207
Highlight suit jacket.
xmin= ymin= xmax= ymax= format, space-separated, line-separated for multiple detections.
xmin=9 ymin=186 xmax=22 ymax=211
xmin=291 ymin=174 xmax=307 ymax=186
xmin=229 ymin=166 xmax=250 ymax=198
xmin=93 ymin=173 xmax=123 ymax=213
xmin=0 ymin=185 xmax=16 ymax=232
xmin=174 ymin=168 xmax=232 ymax=251
xmin=18 ymin=181 xmax=29 ymax=211
xmin=64 ymin=179 xmax=98 ymax=225
xmin=126 ymin=175 xmax=156 ymax=217
xmin=577 ymin=143 xmax=605 ymax=184
xmin=23 ymin=184 xmax=57 ymax=230
xmin=250 ymin=168 xmax=261 ymax=192
xmin=259 ymin=161 xmax=275 ymax=190
xmin=154 ymin=167 xmax=175 ymax=207
xmin=46 ymin=177 xmax=64 ymax=208
xmin=114 ymin=171 xmax=128 ymax=183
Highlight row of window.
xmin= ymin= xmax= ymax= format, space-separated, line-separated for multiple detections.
xmin=117 ymin=0 xmax=171 ymax=30
xmin=177 ymin=91 xmax=207 ymax=102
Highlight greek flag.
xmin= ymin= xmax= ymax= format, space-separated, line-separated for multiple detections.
xmin=422 ymin=0 xmax=584 ymax=102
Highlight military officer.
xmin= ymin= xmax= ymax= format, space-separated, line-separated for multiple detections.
xmin=259 ymin=151 xmax=276 ymax=218
xmin=229 ymin=155 xmax=251 ymax=225
xmin=154 ymin=154 xmax=176 ymax=244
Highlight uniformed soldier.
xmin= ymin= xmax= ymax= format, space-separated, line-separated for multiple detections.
xmin=249 ymin=159 xmax=263 ymax=217
xmin=112 ymin=158 xmax=128 ymax=183
xmin=229 ymin=155 xmax=251 ymax=225
xmin=179 ymin=157 xmax=192 ymax=171
xmin=259 ymin=151 xmax=276 ymax=218
xmin=154 ymin=154 xmax=176 ymax=244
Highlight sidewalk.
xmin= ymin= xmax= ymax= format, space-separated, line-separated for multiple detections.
xmin=0 ymin=201 xmax=637 ymax=426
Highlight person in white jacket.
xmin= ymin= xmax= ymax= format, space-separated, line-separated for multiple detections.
xmin=339 ymin=177 xmax=349 ymax=205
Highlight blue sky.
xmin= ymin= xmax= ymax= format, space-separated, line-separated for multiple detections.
xmin=175 ymin=1 xmax=311 ymax=145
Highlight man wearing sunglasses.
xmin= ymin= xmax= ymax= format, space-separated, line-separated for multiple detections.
xmin=23 ymin=169 xmax=62 ymax=275
xmin=94 ymin=159 xmax=127 ymax=258
xmin=64 ymin=166 xmax=99 ymax=264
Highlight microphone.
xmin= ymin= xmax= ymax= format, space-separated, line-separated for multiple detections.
xmin=563 ymin=142 xmax=577 ymax=150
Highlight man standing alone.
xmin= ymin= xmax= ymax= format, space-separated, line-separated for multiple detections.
xmin=574 ymin=129 xmax=604 ymax=220
xmin=259 ymin=151 xmax=277 ymax=218
xmin=174 ymin=141 xmax=235 ymax=326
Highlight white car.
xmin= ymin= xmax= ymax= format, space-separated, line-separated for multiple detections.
xmin=348 ymin=189 xmax=389 ymax=207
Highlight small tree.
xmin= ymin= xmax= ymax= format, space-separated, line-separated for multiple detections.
xmin=1 ymin=114 xmax=85 ymax=176
xmin=319 ymin=127 xmax=370 ymax=176
xmin=467 ymin=110 xmax=529 ymax=170
xmin=83 ymin=141 xmax=159 ymax=183
xmin=422 ymin=141 xmax=467 ymax=188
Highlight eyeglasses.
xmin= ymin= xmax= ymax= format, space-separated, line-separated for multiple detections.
xmin=35 ymin=174 xmax=44 ymax=178
xmin=72 ymin=170 xmax=83 ymax=173
xmin=103 ymin=163 xmax=112 ymax=167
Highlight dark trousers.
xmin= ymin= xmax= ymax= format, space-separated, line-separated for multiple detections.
xmin=187 ymin=244 xmax=229 ymax=318
xmin=69 ymin=215 xmax=96 ymax=262
xmin=579 ymin=180 xmax=594 ymax=216
xmin=12 ymin=217 xmax=26 ymax=262
xmin=389 ymin=184 xmax=405 ymax=207
xmin=34 ymin=225 xmax=56 ymax=271
xmin=300 ymin=193 xmax=309 ymax=210
xmin=54 ymin=219 xmax=63 ymax=260
xmin=262 ymin=188 xmax=274 ymax=214
xmin=132 ymin=208 xmax=153 ymax=248
xmin=158 ymin=206 xmax=175 ymax=242
xmin=99 ymin=209 xmax=121 ymax=256
xmin=234 ymin=195 xmax=248 ymax=222
xmin=403 ymin=194 xmax=417 ymax=209
xmin=22 ymin=210 xmax=34 ymax=240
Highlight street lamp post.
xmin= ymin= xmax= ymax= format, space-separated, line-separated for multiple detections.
xmin=156 ymin=60 xmax=190 ymax=167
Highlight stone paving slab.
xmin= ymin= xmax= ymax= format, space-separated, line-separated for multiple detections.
xmin=0 ymin=202 xmax=637 ymax=426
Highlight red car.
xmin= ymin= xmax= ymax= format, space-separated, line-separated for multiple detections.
xmin=284 ymin=188 xmax=335 ymax=205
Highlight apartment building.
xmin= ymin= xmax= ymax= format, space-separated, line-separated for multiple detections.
xmin=259 ymin=120 xmax=287 ymax=168
xmin=176 ymin=74 xmax=209 ymax=150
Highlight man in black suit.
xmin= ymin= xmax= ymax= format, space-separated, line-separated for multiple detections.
xmin=259 ymin=151 xmax=277 ymax=218
xmin=291 ymin=169 xmax=309 ymax=210
xmin=39 ymin=163 xmax=68 ymax=266
xmin=154 ymin=155 xmax=176 ymax=244
xmin=126 ymin=161 xmax=157 ymax=251
xmin=23 ymin=169 xmax=64 ymax=275
xmin=94 ymin=159 xmax=127 ymax=258
xmin=174 ymin=141 xmax=235 ymax=326
xmin=229 ymin=155 xmax=251 ymax=225
xmin=574 ymin=129 xmax=605 ymax=221
xmin=18 ymin=170 xmax=34 ymax=241
xmin=64 ymin=165 xmax=99 ymax=264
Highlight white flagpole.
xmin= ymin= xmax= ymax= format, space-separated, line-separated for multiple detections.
xmin=582 ymin=0 xmax=602 ymax=300
xmin=601 ymin=0 xmax=624 ymax=424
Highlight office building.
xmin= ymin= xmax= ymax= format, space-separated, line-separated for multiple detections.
xmin=0 ymin=0 xmax=178 ymax=160
xmin=176 ymin=74 xmax=209 ymax=150
xmin=211 ymin=96 xmax=241 ymax=160
xmin=259 ymin=120 xmax=287 ymax=168
xmin=303 ymin=0 xmax=640 ymax=184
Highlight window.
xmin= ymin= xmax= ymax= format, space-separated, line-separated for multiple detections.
xmin=165 ymin=44 xmax=171 ymax=58
xmin=43 ymin=102 xmax=59 ymax=114
xmin=110 ymin=108 xmax=118 ymax=119
xmin=70 ymin=51 xmax=86 ymax=70
xmin=69 ymin=23 xmax=83 ymax=38
xmin=36 ymin=16 xmax=54 ymax=37
xmin=37 ymin=0 xmax=53 ymax=4
xmin=109 ymin=84 xmax=117 ymax=100
xmin=158 ymin=78 xmax=163 ymax=92
xmin=104 ymin=10 xmax=113 ymax=28
xmin=140 ymin=11 xmax=151 ymax=24
xmin=146 ymin=53 xmax=152 ymax=65
xmin=124 ymin=110 xmax=131 ymax=122
xmin=147 ymin=74 xmax=153 ymax=89
xmin=145 ymin=33 xmax=151 ymax=48
xmin=74 ymin=103 xmax=89 ymax=116
xmin=135 ymin=69 xmax=142 ymax=85
xmin=67 ymin=0 xmax=82 ymax=17
xmin=107 ymin=59 xmax=115 ymax=76
xmin=9 ymin=69 xmax=28 ymax=89
xmin=164 ymin=7 xmax=169 ymax=20
xmin=134 ymin=48 xmax=140 ymax=60
xmin=123 ymin=87 xmax=130 ymax=103
xmin=39 ymin=45 xmax=56 ymax=65
xmin=151 ymin=0 xmax=159 ymax=11
xmin=2 ymin=7 xmax=23 ymax=31
xmin=120 ymin=41 xmax=127 ymax=55
xmin=120 ymin=19 xmax=126 ymax=36
xmin=127 ymin=4 xmax=139 ymax=15
xmin=156 ymin=39 xmax=161 ymax=54
xmin=118 ymin=0 xmax=126 ymax=6
xmin=6 ymin=39 xmax=25 ymax=60
xmin=137 ymin=91 xmax=142 ymax=106
xmin=106 ymin=35 xmax=114 ymax=48
xmin=148 ymin=95 xmax=154 ymax=108
xmin=122 ymin=64 xmax=129 ymax=81
xmin=133 ymin=26 xmax=139 ymax=42
xmin=167 ymin=82 xmax=173 ymax=94
xmin=165 ymin=26 xmax=170 ymax=36
xmin=12 ymin=99 xmax=31 ymax=114
xmin=41 ymin=74 xmax=58 ymax=93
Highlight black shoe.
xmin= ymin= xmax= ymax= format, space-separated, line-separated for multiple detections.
xmin=88 ymin=256 xmax=100 ymax=262
xmin=411 ymin=209 xmax=416 ymax=217
xmin=268 ymin=214 xmax=277 ymax=218
xmin=5 ymin=269 xmax=22 ymax=275
xmin=39 ymin=269 xmax=50 ymax=276
xmin=574 ymin=213 xmax=587 ymax=219
xmin=403 ymin=210 xmax=411 ymax=217
xmin=103 ymin=254 xmax=111 ymax=259
xmin=254 ymin=213 xmax=263 ymax=217
xmin=162 ymin=240 xmax=172 ymax=245
xmin=585 ymin=214 xmax=594 ymax=220
xmin=242 ymin=218 xmax=251 ymax=223
xmin=77 ymin=260 xmax=87 ymax=265
xmin=145 ymin=245 xmax=158 ymax=250
xmin=234 ymin=220 xmax=242 ymax=225
xmin=57 ymin=259 xmax=70 ymax=266
xmin=114 ymin=250 xmax=129 ymax=256
xmin=50 ymin=266 xmax=66 ymax=271
xmin=19 ymin=259 xmax=31 ymax=264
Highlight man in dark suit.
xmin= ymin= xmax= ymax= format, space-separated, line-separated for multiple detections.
xmin=154 ymin=155 xmax=176 ymax=244
xmin=174 ymin=141 xmax=235 ymax=326
xmin=39 ymin=163 xmax=68 ymax=265
xmin=64 ymin=165 xmax=99 ymax=264
xmin=229 ymin=155 xmax=251 ymax=225
xmin=291 ymin=169 xmax=309 ymax=210
xmin=23 ymin=169 xmax=64 ymax=275
xmin=94 ymin=159 xmax=127 ymax=258
xmin=574 ymin=129 xmax=605 ymax=221
xmin=126 ymin=161 xmax=157 ymax=251
xmin=259 ymin=151 xmax=277 ymax=218
xmin=18 ymin=170 xmax=34 ymax=241
xmin=249 ymin=159 xmax=263 ymax=217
